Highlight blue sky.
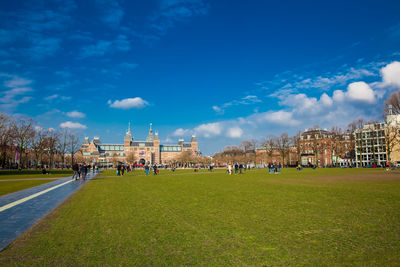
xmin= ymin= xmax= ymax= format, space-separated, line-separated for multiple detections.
xmin=1 ymin=0 xmax=400 ymax=155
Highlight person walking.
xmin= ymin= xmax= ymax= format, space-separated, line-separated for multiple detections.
xmin=144 ymin=165 xmax=149 ymax=176
xmin=228 ymin=164 xmax=232 ymax=175
xmin=153 ymin=165 xmax=158 ymax=175
xmin=239 ymin=163 xmax=243 ymax=174
xmin=72 ymin=163 xmax=79 ymax=181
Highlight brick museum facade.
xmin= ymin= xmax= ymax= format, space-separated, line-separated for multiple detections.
xmin=80 ymin=124 xmax=198 ymax=166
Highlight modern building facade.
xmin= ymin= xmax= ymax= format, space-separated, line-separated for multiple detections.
xmin=354 ymin=107 xmax=400 ymax=167
xmin=80 ymin=124 xmax=199 ymax=166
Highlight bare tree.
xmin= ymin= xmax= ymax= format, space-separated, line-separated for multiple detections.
xmin=45 ymin=129 xmax=60 ymax=168
xmin=384 ymin=91 xmax=400 ymax=115
xmin=125 ymin=152 xmax=137 ymax=165
xmin=292 ymin=131 xmax=302 ymax=165
xmin=31 ymin=127 xmax=47 ymax=168
xmin=57 ymin=128 xmax=70 ymax=169
xmin=385 ymin=119 xmax=400 ymax=165
xmin=276 ymin=133 xmax=290 ymax=167
xmin=11 ymin=116 xmax=35 ymax=168
xmin=68 ymin=132 xmax=80 ymax=166
xmin=0 ymin=113 xmax=13 ymax=167
xmin=262 ymin=135 xmax=277 ymax=164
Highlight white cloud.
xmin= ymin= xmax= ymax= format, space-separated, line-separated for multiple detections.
xmin=227 ymin=127 xmax=243 ymax=138
xmin=257 ymin=110 xmax=300 ymax=126
xmin=346 ymin=81 xmax=375 ymax=103
xmin=212 ymin=95 xmax=262 ymax=113
xmin=194 ymin=122 xmax=222 ymax=138
xmin=4 ymin=76 xmax=32 ymax=88
xmin=108 ymin=97 xmax=149 ymax=109
xmin=212 ymin=105 xmax=222 ymax=113
xmin=66 ymin=110 xmax=86 ymax=118
xmin=381 ymin=61 xmax=400 ymax=87
xmin=60 ymin=121 xmax=87 ymax=129
xmin=333 ymin=90 xmax=345 ymax=102
xmin=173 ymin=128 xmax=191 ymax=136
xmin=45 ymin=94 xmax=58 ymax=101
xmin=320 ymin=93 xmax=333 ymax=106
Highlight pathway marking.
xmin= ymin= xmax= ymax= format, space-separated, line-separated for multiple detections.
xmin=0 ymin=179 xmax=74 ymax=213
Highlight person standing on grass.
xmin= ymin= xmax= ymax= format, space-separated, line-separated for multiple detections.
xmin=117 ymin=164 xmax=121 ymax=176
xmin=239 ymin=163 xmax=243 ymax=174
xmin=153 ymin=164 xmax=158 ymax=175
xmin=145 ymin=164 xmax=150 ymax=176
xmin=234 ymin=163 xmax=239 ymax=174
xmin=228 ymin=164 xmax=232 ymax=175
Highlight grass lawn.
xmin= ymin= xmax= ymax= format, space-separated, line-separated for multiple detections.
xmin=0 ymin=170 xmax=73 ymax=180
xmin=0 ymin=180 xmax=57 ymax=196
xmin=1 ymin=168 xmax=400 ymax=265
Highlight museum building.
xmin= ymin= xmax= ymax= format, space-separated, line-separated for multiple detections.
xmin=80 ymin=124 xmax=198 ymax=165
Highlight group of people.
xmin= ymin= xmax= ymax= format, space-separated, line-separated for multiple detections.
xmin=268 ymin=162 xmax=282 ymax=174
xmin=144 ymin=164 xmax=159 ymax=176
xmin=72 ymin=163 xmax=92 ymax=182
xmin=227 ymin=163 xmax=251 ymax=175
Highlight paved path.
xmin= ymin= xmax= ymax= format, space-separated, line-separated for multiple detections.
xmin=0 ymin=171 xmax=98 ymax=251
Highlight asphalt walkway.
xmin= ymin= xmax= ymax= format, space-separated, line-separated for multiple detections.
xmin=0 ymin=171 xmax=98 ymax=251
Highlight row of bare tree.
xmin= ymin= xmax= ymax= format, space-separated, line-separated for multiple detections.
xmin=0 ymin=113 xmax=81 ymax=169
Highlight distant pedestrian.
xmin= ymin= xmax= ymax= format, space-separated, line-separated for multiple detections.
xmin=239 ymin=164 xmax=243 ymax=174
xmin=145 ymin=165 xmax=150 ymax=176
xmin=228 ymin=164 xmax=232 ymax=175
xmin=117 ymin=164 xmax=122 ymax=176
xmin=72 ymin=163 xmax=79 ymax=180
xmin=234 ymin=163 xmax=239 ymax=174
xmin=153 ymin=165 xmax=158 ymax=175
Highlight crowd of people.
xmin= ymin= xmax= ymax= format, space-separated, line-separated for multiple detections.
xmin=72 ymin=163 xmax=95 ymax=182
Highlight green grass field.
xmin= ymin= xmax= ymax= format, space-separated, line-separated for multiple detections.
xmin=0 ymin=180 xmax=57 ymax=196
xmin=1 ymin=168 xmax=400 ymax=265
xmin=0 ymin=170 xmax=73 ymax=196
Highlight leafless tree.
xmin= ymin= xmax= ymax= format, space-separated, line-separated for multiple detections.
xmin=11 ymin=116 xmax=35 ymax=168
xmin=262 ymin=135 xmax=277 ymax=164
xmin=31 ymin=127 xmax=47 ymax=168
xmin=45 ymin=128 xmax=60 ymax=168
xmin=57 ymin=128 xmax=70 ymax=169
xmin=125 ymin=152 xmax=137 ymax=165
xmin=384 ymin=91 xmax=400 ymax=115
xmin=0 ymin=113 xmax=13 ymax=167
xmin=276 ymin=133 xmax=290 ymax=167
xmin=68 ymin=132 xmax=80 ymax=166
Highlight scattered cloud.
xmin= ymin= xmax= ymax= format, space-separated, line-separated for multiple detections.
xmin=173 ymin=128 xmax=191 ymax=136
xmin=255 ymin=110 xmax=301 ymax=127
xmin=60 ymin=121 xmax=87 ymax=129
xmin=194 ymin=122 xmax=222 ymax=138
xmin=108 ymin=97 xmax=149 ymax=109
xmin=344 ymin=82 xmax=375 ymax=103
xmin=0 ymin=74 xmax=34 ymax=110
xmin=66 ymin=110 xmax=86 ymax=118
xmin=79 ymin=35 xmax=131 ymax=58
xmin=95 ymin=0 xmax=125 ymax=27
xmin=213 ymin=95 xmax=262 ymax=114
xmin=381 ymin=61 xmax=400 ymax=87
xmin=227 ymin=127 xmax=243 ymax=138
xmin=149 ymin=0 xmax=209 ymax=36
xmin=45 ymin=94 xmax=59 ymax=101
